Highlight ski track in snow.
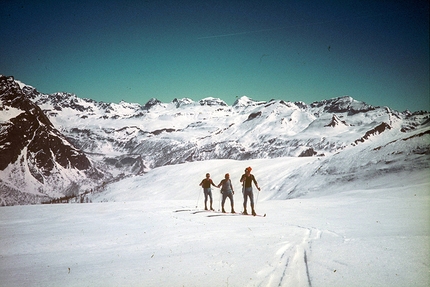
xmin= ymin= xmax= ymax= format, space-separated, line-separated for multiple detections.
xmin=1 ymin=189 xmax=429 ymax=287
xmin=190 ymin=211 xmax=321 ymax=286
xmin=251 ymin=226 xmax=322 ymax=287
xmin=184 ymin=210 xmax=340 ymax=287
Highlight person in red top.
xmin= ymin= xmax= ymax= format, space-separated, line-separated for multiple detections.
xmin=240 ymin=167 xmax=260 ymax=215
xmin=199 ymin=173 xmax=217 ymax=210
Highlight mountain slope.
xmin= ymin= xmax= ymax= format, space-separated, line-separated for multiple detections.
xmin=28 ymin=86 xmax=429 ymax=166
xmin=0 ymin=76 xmax=103 ymax=204
xmin=1 ymin=76 xmax=429 ymax=204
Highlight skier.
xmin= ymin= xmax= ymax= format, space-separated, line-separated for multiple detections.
xmin=199 ymin=173 xmax=217 ymax=210
xmin=240 ymin=167 xmax=260 ymax=216
xmin=217 ymin=173 xmax=235 ymax=213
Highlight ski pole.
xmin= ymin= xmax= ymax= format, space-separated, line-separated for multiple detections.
xmin=196 ymin=188 xmax=201 ymax=208
xmin=255 ymin=188 xmax=260 ymax=210
xmin=218 ymin=190 xmax=222 ymax=211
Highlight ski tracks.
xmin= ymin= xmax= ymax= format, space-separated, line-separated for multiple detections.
xmin=253 ymin=226 xmax=322 ymax=287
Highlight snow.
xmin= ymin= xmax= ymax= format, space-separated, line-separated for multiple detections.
xmin=1 ymin=157 xmax=429 ymax=287
xmin=0 ymin=104 xmax=23 ymax=122
xmin=1 ymin=78 xmax=429 ymax=285
xmin=14 ymin=80 xmax=33 ymax=90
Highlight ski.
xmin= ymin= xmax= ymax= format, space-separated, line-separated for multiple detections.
xmin=241 ymin=212 xmax=266 ymax=217
xmin=207 ymin=213 xmax=240 ymax=217
xmin=191 ymin=210 xmax=216 ymax=214
xmin=208 ymin=213 xmax=266 ymax=217
xmin=175 ymin=209 xmax=266 ymax=217
xmin=174 ymin=209 xmax=196 ymax=213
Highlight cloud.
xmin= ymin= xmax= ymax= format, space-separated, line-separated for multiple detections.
xmin=197 ymin=28 xmax=281 ymax=40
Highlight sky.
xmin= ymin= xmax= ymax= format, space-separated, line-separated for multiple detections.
xmin=1 ymin=0 xmax=429 ymax=112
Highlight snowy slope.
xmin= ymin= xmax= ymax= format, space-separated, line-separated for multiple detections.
xmin=0 ymin=157 xmax=428 ymax=287
xmin=1 ymin=76 xmax=429 ymax=205
xmin=89 ymin=126 xmax=429 ymax=202
xmin=30 ymin=81 xmax=430 ymax=198
xmin=0 ymin=76 xmax=429 ymax=285
xmin=22 ymin=78 xmax=430 ymax=168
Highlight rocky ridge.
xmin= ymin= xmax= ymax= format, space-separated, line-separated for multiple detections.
xmin=1 ymin=75 xmax=429 ymax=204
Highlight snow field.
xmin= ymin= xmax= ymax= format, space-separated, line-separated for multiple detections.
xmin=0 ymin=157 xmax=428 ymax=286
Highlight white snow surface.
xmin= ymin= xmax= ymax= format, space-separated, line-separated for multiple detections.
xmin=1 ymin=78 xmax=429 ymax=285
xmin=1 ymin=156 xmax=429 ymax=287
xmin=0 ymin=102 xmax=23 ymax=122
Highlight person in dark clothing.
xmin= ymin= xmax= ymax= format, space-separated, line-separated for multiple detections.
xmin=199 ymin=173 xmax=217 ymax=210
xmin=217 ymin=173 xmax=235 ymax=213
xmin=240 ymin=167 xmax=260 ymax=215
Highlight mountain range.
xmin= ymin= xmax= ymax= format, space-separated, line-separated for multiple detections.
xmin=0 ymin=75 xmax=429 ymax=205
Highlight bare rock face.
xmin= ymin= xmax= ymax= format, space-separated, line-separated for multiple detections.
xmin=0 ymin=76 xmax=96 ymax=204
xmin=0 ymin=76 xmax=91 ymax=173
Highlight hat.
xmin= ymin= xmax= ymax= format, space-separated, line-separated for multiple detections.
xmin=246 ymin=167 xmax=252 ymax=172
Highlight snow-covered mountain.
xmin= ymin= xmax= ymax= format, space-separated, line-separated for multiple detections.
xmin=0 ymin=76 xmax=106 ymax=205
xmin=0 ymin=75 xmax=429 ymax=204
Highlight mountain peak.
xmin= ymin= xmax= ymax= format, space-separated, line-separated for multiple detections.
xmin=144 ymin=98 xmax=162 ymax=109
xmin=172 ymin=98 xmax=195 ymax=108
xmin=0 ymin=76 xmax=98 ymax=203
xmin=325 ymin=114 xmax=349 ymax=127
xmin=311 ymin=96 xmax=376 ymax=114
xmin=198 ymin=97 xmax=227 ymax=106
xmin=233 ymin=96 xmax=266 ymax=107
xmin=2 ymin=76 xmax=430 ymax=205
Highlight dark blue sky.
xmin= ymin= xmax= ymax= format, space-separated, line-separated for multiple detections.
xmin=1 ymin=0 xmax=429 ymax=111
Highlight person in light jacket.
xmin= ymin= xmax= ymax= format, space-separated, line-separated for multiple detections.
xmin=217 ymin=173 xmax=235 ymax=213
